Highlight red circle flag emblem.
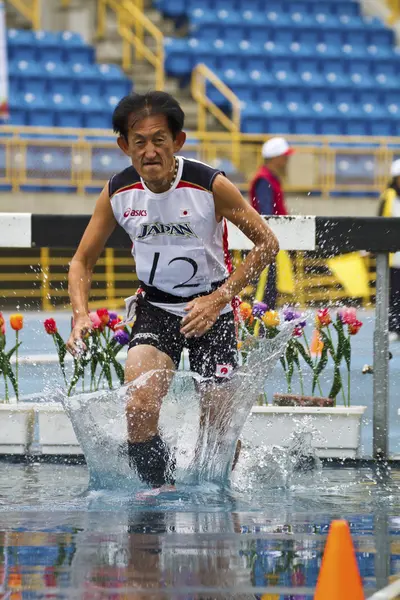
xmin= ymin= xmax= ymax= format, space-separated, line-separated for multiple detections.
xmin=216 ymin=364 xmax=233 ymax=378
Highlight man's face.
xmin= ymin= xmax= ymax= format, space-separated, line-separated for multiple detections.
xmin=274 ymin=153 xmax=290 ymax=176
xmin=117 ymin=114 xmax=186 ymax=185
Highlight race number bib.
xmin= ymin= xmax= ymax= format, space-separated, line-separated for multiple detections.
xmin=134 ymin=243 xmax=211 ymax=297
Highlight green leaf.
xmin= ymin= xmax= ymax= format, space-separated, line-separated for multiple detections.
xmin=6 ymin=342 xmax=22 ymax=360
xmin=320 ymin=330 xmax=335 ymax=357
xmin=280 ymin=356 xmax=287 ymax=372
xmin=328 ymin=365 xmax=342 ymax=399
xmin=293 ymin=339 xmax=314 ymax=369
xmin=110 ymin=355 xmax=125 ymax=385
xmin=0 ymin=336 xmax=5 ymax=352
xmin=5 ymin=359 xmax=18 ymax=400
xmin=68 ymin=359 xmax=84 ymax=396
xmin=312 ymin=344 xmax=329 ymax=394
xmin=102 ymin=361 xmax=113 ymax=390
xmin=343 ymin=337 xmax=351 ymax=370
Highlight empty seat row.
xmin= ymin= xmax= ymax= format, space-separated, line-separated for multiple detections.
xmin=189 ymin=25 xmax=392 ymax=47
xmin=155 ymin=0 xmax=360 ymax=18
xmin=241 ymin=112 xmax=400 ymax=137
xmin=165 ymin=38 xmax=400 ymax=77
xmin=9 ymin=60 xmax=132 ymax=98
xmin=9 ymin=93 xmax=120 ymax=128
xmin=7 ymin=29 xmax=94 ymax=64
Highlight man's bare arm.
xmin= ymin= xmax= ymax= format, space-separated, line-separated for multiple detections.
xmin=180 ymin=175 xmax=279 ymax=337
xmin=213 ymin=174 xmax=279 ymax=304
xmin=67 ymin=184 xmax=117 ymax=352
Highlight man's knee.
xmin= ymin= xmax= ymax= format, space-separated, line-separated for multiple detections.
xmin=126 ymin=389 xmax=161 ymax=419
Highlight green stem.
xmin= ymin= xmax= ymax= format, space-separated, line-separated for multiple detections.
xmin=3 ymin=373 xmax=9 ymax=403
xmin=347 ymin=366 xmax=351 ymax=407
xmin=303 ymin=331 xmax=323 ymax=396
xmin=327 ymin=326 xmax=346 ymax=404
xmin=15 ymin=331 xmax=19 ymax=388
xmin=298 ymin=364 xmax=304 ymax=396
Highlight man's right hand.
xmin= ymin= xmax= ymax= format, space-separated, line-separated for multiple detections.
xmin=66 ymin=315 xmax=92 ymax=356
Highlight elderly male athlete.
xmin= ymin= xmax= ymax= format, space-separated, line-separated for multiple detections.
xmin=67 ymin=91 xmax=279 ymax=489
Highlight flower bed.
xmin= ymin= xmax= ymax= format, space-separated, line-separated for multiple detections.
xmin=237 ymin=302 xmax=363 ymax=407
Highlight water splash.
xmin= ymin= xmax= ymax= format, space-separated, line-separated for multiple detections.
xmin=62 ymin=325 xmax=294 ymax=491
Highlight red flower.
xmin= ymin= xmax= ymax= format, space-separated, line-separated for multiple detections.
xmin=108 ymin=317 xmax=122 ymax=331
xmin=44 ymin=318 xmax=57 ymax=335
xmin=96 ymin=308 xmax=110 ymax=325
xmin=293 ymin=325 xmax=304 ymax=337
xmin=348 ymin=319 xmax=363 ymax=335
xmin=316 ymin=308 xmax=332 ymax=328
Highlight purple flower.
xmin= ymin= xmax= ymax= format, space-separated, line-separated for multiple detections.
xmin=109 ymin=311 xmax=118 ymax=321
xmin=283 ymin=308 xmax=302 ymax=322
xmin=252 ymin=302 xmax=268 ymax=318
xmin=113 ymin=329 xmax=130 ymax=346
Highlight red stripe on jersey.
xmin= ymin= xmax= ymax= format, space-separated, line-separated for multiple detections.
xmin=176 ymin=181 xmax=208 ymax=192
xmin=223 ymin=218 xmax=233 ymax=274
xmin=111 ymin=181 xmax=144 ymax=198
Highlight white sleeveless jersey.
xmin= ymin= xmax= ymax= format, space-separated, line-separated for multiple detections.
xmin=109 ymin=156 xmax=232 ymax=316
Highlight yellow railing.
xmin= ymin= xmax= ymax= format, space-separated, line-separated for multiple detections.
xmin=387 ymin=0 xmax=400 ymax=22
xmin=191 ymin=63 xmax=241 ymax=166
xmin=5 ymin=0 xmax=40 ymax=29
xmin=0 ymin=126 xmax=395 ymax=197
xmin=0 ymin=248 xmax=376 ymax=311
xmin=97 ymin=0 xmax=164 ymax=90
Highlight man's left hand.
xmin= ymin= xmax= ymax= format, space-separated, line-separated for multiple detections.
xmin=180 ymin=292 xmax=228 ymax=338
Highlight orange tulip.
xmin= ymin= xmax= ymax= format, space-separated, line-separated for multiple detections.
xmin=239 ymin=302 xmax=252 ymax=320
xmin=10 ymin=313 xmax=23 ymax=331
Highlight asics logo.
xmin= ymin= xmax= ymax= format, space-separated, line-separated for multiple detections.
xmin=124 ymin=209 xmax=148 ymax=218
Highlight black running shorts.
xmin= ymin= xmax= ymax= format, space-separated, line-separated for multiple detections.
xmin=129 ymin=295 xmax=238 ymax=380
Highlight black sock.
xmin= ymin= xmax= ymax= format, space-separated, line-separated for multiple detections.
xmin=128 ymin=435 xmax=175 ymax=487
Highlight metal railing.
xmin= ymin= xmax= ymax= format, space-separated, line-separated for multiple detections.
xmin=191 ymin=63 xmax=242 ymax=166
xmin=97 ymin=0 xmax=164 ymax=90
xmin=0 ymin=248 xmax=376 ymax=312
xmin=5 ymin=0 xmax=40 ymax=28
xmin=386 ymin=0 xmax=400 ymax=23
xmin=0 ymin=126 xmax=396 ymax=196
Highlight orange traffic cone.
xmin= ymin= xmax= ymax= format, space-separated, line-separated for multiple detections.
xmin=314 ymin=520 xmax=364 ymax=600
xmin=310 ymin=328 xmax=323 ymax=357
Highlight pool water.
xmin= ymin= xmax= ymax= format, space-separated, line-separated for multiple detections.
xmin=0 ymin=461 xmax=399 ymax=598
xmin=1 ymin=309 xmax=400 ymax=597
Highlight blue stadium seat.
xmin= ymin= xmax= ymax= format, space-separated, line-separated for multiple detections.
xmin=58 ymin=31 xmax=94 ymax=64
xmin=94 ymin=64 xmax=132 ymax=97
xmin=311 ymin=103 xmax=343 ymax=135
xmin=78 ymin=95 xmax=110 ymax=129
xmin=44 ymin=61 xmax=74 ymax=96
xmin=91 ymin=147 xmax=131 ymax=178
xmin=21 ymin=93 xmax=55 ymax=127
xmin=7 ymin=29 xmax=37 ymax=62
xmin=34 ymin=30 xmax=64 ymax=63
xmin=165 ymin=38 xmax=194 ymax=76
xmin=71 ymin=63 xmax=103 ymax=96
xmin=8 ymin=94 xmax=27 ymax=125
xmin=25 ymin=146 xmax=73 ymax=183
xmin=9 ymin=60 xmax=46 ymax=95
xmin=50 ymin=93 xmax=82 ymax=128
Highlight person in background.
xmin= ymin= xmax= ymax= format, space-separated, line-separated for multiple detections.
xmin=379 ymin=158 xmax=400 ymax=342
xmin=248 ymin=137 xmax=294 ymax=308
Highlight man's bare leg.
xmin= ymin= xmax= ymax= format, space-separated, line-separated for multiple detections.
xmin=124 ymin=345 xmax=176 ymax=487
xmin=193 ymin=383 xmax=242 ymax=477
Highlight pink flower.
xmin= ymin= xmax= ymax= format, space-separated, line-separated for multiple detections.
xmin=89 ymin=311 xmax=103 ymax=330
xmin=0 ymin=323 xmax=5 ymax=336
xmin=348 ymin=319 xmax=363 ymax=335
xmin=338 ymin=307 xmax=357 ymax=325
